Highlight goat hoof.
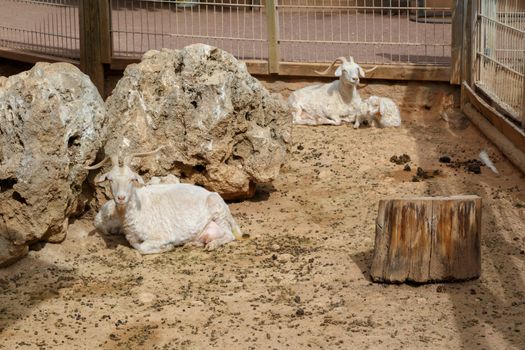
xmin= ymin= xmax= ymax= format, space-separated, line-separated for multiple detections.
xmin=183 ymin=241 xmax=204 ymax=249
xmin=205 ymin=241 xmax=222 ymax=251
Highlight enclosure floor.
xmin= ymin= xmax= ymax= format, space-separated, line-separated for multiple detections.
xmin=1 ymin=82 xmax=524 ymax=350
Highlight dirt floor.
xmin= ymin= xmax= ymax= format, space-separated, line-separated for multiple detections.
xmin=1 ymin=79 xmax=525 ymax=350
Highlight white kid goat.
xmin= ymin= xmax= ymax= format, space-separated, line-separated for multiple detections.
xmin=353 ymin=96 xmax=402 ymax=129
xmin=86 ymin=148 xmax=242 ymax=254
xmin=288 ymin=56 xmax=377 ymax=125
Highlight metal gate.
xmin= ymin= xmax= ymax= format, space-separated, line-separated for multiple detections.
xmin=473 ymin=0 xmax=524 ymax=128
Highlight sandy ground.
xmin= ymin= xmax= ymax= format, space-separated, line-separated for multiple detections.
xmin=1 ymin=80 xmax=525 ymax=350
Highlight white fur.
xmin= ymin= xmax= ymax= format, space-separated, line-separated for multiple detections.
xmin=147 ymin=174 xmax=180 ymax=185
xmin=354 ymin=95 xmax=401 ymax=129
xmin=289 ymin=58 xmax=369 ymax=126
xmin=94 ymin=165 xmax=241 ymax=254
xmin=94 ymin=200 xmax=121 ymax=235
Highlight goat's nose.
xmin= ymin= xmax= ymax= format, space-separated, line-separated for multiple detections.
xmin=117 ymin=195 xmax=126 ymax=202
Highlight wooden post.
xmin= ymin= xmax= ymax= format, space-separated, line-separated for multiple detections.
xmin=265 ymin=0 xmax=280 ymax=74
xmin=522 ymin=77 xmax=525 ymax=131
xmin=99 ymin=0 xmax=111 ymax=65
xmin=461 ymin=0 xmax=478 ymax=87
xmin=460 ymin=0 xmax=478 ymax=108
xmin=79 ymin=0 xmax=111 ymax=96
xmin=450 ymin=0 xmax=464 ymax=85
xmin=371 ymin=196 xmax=482 ymax=283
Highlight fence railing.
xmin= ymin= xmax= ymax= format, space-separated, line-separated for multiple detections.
xmin=277 ymin=0 xmax=451 ymax=65
xmin=107 ymin=0 xmax=453 ymax=78
xmin=474 ymin=0 xmax=524 ymax=128
xmin=0 ymin=0 xmax=454 ymax=81
xmin=0 ymin=0 xmax=80 ymax=61
xmin=108 ymin=0 xmax=452 ymax=65
xmin=110 ymin=0 xmax=268 ymax=61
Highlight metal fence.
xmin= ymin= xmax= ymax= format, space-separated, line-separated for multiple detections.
xmin=0 ymin=0 xmax=453 ymax=70
xmin=109 ymin=0 xmax=452 ymax=66
xmin=277 ymin=0 xmax=451 ymax=65
xmin=0 ymin=0 xmax=80 ymax=60
xmin=475 ymin=0 xmax=524 ymax=126
xmin=111 ymin=0 xmax=268 ymax=60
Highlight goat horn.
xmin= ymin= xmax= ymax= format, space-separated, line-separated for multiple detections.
xmin=314 ymin=56 xmax=347 ymax=75
xmin=85 ymin=154 xmax=119 ymax=170
xmin=363 ymin=65 xmax=378 ymax=74
xmin=349 ymin=56 xmax=355 ymax=63
xmin=85 ymin=156 xmax=110 ymax=170
xmin=124 ymin=146 xmax=165 ymax=165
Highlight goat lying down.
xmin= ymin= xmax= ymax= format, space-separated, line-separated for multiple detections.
xmin=353 ymin=96 xmax=402 ymax=129
xmin=289 ymin=56 xmax=377 ymax=126
xmin=87 ymin=148 xmax=242 ymax=254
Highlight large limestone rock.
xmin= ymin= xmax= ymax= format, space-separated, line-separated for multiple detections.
xmin=102 ymin=44 xmax=291 ymax=200
xmin=0 ymin=62 xmax=107 ymax=266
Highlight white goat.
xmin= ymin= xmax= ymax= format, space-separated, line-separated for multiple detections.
xmin=353 ymin=96 xmax=402 ymax=129
xmin=86 ymin=148 xmax=242 ymax=253
xmin=93 ymin=174 xmax=182 ymax=236
xmin=288 ymin=56 xmax=377 ymax=125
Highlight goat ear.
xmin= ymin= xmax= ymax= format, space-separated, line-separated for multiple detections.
xmin=132 ymin=174 xmax=145 ymax=186
xmin=334 ymin=66 xmax=342 ymax=77
xmin=358 ymin=67 xmax=365 ymax=78
xmin=95 ymin=173 xmax=109 ymax=184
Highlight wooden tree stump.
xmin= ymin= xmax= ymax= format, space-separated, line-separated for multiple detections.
xmin=371 ymin=196 xmax=482 ymax=283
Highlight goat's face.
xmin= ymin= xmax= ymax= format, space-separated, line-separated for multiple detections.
xmin=97 ymin=165 xmax=144 ymax=206
xmin=335 ymin=61 xmax=365 ymax=86
xmin=366 ymin=96 xmax=381 ymax=116
xmin=366 ymin=96 xmax=381 ymax=117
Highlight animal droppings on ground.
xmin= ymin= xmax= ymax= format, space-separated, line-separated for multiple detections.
xmin=1 ymin=82 xmax=524 ymax=350
xmin=390 ymin=154 xmax=411 ymax=165
xmin=445 ymin=159 xmax=485 ymax=175
xmin=439 ymin=155 xmax=452 ymax=163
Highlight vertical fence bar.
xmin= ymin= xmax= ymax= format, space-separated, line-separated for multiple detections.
xmin=471 ymin=0 xmax=479 ymax=86
xmin=100 ymin=0 xmax=111 ymax=64
xmin=79 ymin=0 xmax=110 ymax=96
xmin=461 ymin=0 xmax=476 ymax=106
xmin=266 ymin=0 xmax=279 ymax=74
xmin=461 ymin=0 xmax=478 ymax=87
xmin=450 ymin=0 xmax=464 ymax=84
xmin=482 ymin=0 xmax=497 ymax=57
xmin=522 ymin=77 xmax=525 ymax=130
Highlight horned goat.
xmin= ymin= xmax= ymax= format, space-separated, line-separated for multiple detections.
xmin=353 ymin=96 xmax=402 ymax=129
xmin=288 ymin=56 xmax=377 ymax=125
xmin=86 ymin=148 xmax=242 ymax=254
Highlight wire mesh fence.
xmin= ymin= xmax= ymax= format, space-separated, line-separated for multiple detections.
xmin=0 ymin=0 xmax=454 ymax=67
xmin=278 ymin=0 xmax=452 ymax=65
xmin=111 ymin=0 xmax=268 ymax=60
xmin=476 ymin=0 xmax=525 ymax=124
xmin=109 ymin=0 xmax=452 ymax=66
xmin=0 ymin=0 xmax=80 ymax=60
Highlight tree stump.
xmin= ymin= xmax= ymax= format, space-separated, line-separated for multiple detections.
xmin=371 ymin=196 xmax=481 ymax=283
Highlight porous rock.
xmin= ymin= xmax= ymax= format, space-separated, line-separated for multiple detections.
xmin=101 ymin=44 xmax=291 ymax=201
xmin=0 ymin=62 xmax=106 ymax=266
